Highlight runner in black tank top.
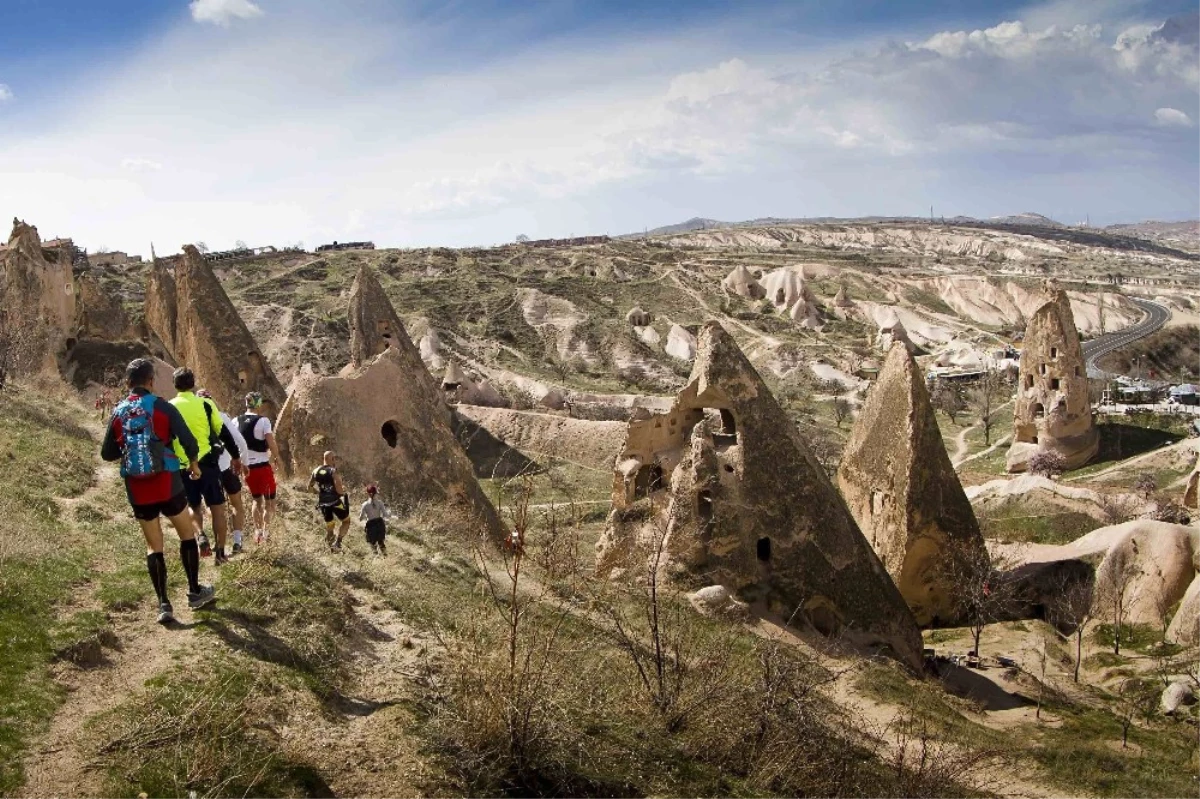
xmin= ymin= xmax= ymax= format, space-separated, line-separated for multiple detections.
xmin=308 ymin=450 xmax=350 ymax=552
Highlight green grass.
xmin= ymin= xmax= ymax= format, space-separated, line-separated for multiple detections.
xmin=94 ymin=654 xmax=329 ymax=798
xmin=977 ymin=506 xmax=1099 ymax=545
xmin=0 ymin=385 xmax=97 ymax=794
xmin=1093 ymin=623 xmax=1166 ymax=654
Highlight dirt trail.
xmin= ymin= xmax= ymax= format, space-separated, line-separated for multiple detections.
xmin=18 ymin=456 xmax=207 ymax=798
xmin=1064 ymin=437 xmax=1196 ymax=483
xmin=951 ymin=400 xmax=1013 ymax=467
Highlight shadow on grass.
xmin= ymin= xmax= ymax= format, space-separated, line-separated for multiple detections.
xmin=1089 ymin=423 xmax=1183 ymax=469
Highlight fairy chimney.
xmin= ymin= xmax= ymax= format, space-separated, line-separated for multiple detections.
xmin=275 ymin=350 xmax=505 ymax=540
xmin=722 ymin=265 xmax=766 ymax=300
xmin=144 ymin=245 xmax=284 ymax=416
xmin=1007 ymin=284 xmax=1098 ymax=473
xmin=838 ymin=343 xmax=989 ymax=626
xmin=597 ymin=322 xmax=923 ymax=669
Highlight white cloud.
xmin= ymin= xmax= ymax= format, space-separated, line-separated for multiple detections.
xmin=1154 ymin=106 xmax=1193 ymax=126
xmin=120 ymin=157 xmax=163 ymax=172
xmin=190 ymin=0 xmax=264 ymax=26
xmin=0 ymin=84 xmax=12 ymax=102
xmin=0 ymin=3 xmax=1196 ymax=252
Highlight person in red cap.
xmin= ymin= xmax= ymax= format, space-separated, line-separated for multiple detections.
xmin=358 ymin=483 xmax=391 ymax=556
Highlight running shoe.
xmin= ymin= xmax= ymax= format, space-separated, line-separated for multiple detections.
xmin=157 ymin=602 xmax=175 ymax=625
xmin=232 ymin=542 xmax=243 ymax=554
xmin=187 ymin=585 xmax=217 ymax=609
xmin=214 ymin=550 xmax=229 ymax=566
xmin=198 ymin=532 xmax=212 ymax=557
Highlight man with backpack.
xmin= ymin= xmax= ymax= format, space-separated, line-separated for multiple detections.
xmin=237 ymin=392 xmax=281 ymax=544
xmin=309 ymin=451 xmax=350 ymax=552
xmin=169 ymin=368 xmax=243 ymax=565
xmin=101 ymin=358 xmax=215 ymax=624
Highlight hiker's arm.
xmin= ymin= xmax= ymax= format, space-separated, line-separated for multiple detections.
xmin=100 ymin=417 xmax=121 ymax=462
xmin=217 ymin=420 xmax=241 ymax=461
xmin=358 ymin=504 xmax=367 ymax=522
xmin=334 ymin=472 xmax=345 ymax=495
xmin=265 ymin=431 xmax=281 ymax=464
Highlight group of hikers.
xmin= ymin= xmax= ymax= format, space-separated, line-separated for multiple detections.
xmin=101 ymin=358 xmax=391 ymax=625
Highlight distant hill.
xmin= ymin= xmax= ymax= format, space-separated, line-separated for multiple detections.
xmin=1103 ymin=220 xmax=1200 ymax=251
xmin=986 ymin=212 xmax=1065 ymax=228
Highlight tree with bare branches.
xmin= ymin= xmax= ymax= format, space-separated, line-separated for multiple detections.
xmin=967 ymin=370 xmax=1008 ymax=446
xmin=1047 ymin=574 xmax=1095 ymax=683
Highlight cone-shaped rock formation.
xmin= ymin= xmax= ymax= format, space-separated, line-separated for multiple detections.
xmin=144 ymin=245 xmax=284 ymax=415
xmin=276 ymin=349 xmax=504 ymax=540
xmin=597 ymin=322 xmax=923 ymax=669
xmin=838 ymin=343 xmax=989 ymax=626
xmin=1007 ymin=284 xmax=1098 ymax=472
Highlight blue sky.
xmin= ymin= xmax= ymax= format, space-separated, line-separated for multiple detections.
xmin=1 ymin=0 xmax=1196 ymax=253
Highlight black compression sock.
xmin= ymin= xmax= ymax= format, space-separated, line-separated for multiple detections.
xmin=146 ymin=552 xmax=169 ymax=604
xmin=180 ymin=538 xmax=201 ymax=593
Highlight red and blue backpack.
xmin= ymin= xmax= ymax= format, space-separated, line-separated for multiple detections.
xmin=113 ymin=393 xmax=179 ymax=479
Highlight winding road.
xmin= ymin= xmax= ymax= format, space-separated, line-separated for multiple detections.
xmin=1082 ymin=297 xmax=1170 ymax=378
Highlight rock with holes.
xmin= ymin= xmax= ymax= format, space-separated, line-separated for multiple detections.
xmin=761 ymin=267 xmax=821 ymax=329
xmin=596 ymin=322 xmax=922 ymax=669
xmin=143 ymin=245 xmax=285 ymax=416
xmin=276 ymin=349 xmax=504 ymax=540
xmin=626 ymin=306 xmax=653 ymax=326
xmin=1007 ymin=283 xmax=1097 ymax=473
xmin=838 ymin=343 xmax=988 ymax=626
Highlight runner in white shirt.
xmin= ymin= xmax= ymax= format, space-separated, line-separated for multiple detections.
xmin=237 ymin=392 xmax=282 ymax=543
xmin=197 ymin=389 xmax=250 ymax=553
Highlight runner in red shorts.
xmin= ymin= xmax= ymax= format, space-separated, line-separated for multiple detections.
xmin=236 ymin=392 xmax=282 ymax=543
xmin=100 ymin=359 xmax=215 ymax=624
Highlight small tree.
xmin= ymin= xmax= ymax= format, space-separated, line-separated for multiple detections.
xmin=1133 ymin=473 xmax=1158 ymax=500
xmin=1048 ymin=575 xmax=1095 ymax=683
xmin=967 ymin=370 xmax=1007 ymax=445
xmin=832 ymin=398 xmax=851 ymax=429
xmin=1098 ymin=546 xmax=1141 ymax=656
xmin=515 ymin=234 xmax=530 ymax=243
xmin=931 ymin=382 xmax=965 ymax=425
xmin=1029 ymin=450 xmax=1067 ymax=479
xmin=234 ymin=239 xmax=248 ymax=250
xmin=1097 ymin=492 xmax=1139 ymax=526
xmin=937 ymin=541 xmax=1017 ymax=660
xmin=194 ymin=241 xmax=210 ymax=254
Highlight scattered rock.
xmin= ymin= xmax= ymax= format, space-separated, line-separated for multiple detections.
xmin=721 ymin=265 xmax=765 ymax=300
xmin=665 ymin=324 xmax=697 ymax=361
xmin=626 ymin=306 xmax=653 ymax=326
xmin=1161 ymin=680 xmax=1196 ymax=715
xmin=688 ymin=584 xmax=750 ymax=619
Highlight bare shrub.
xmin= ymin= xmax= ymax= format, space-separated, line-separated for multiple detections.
xmin=1097 ymin=492 xmax=1140 ymax=526
xmin=1029 ymin=449 xmax=1067 ymax=478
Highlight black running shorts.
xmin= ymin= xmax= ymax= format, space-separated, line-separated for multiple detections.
xmin=132 ymin=490 xmax=189 ymax=521
xmin=320 ymin=495 xmax=350 ymax=523
xmin=220 ymin=467 xmax=242 ymax=496
xmin=185 ymin=464 xmax=226 ymax=508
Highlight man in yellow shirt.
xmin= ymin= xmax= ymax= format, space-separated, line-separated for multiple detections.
xmin=169 ymin=368 xmax=243 ymax=565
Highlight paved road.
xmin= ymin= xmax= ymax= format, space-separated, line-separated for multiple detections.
xmin=1082 ymin=297 xmax=1170 ymax=378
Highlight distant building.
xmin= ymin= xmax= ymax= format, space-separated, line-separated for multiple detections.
xmin=519 ymin=235 xmax=609 ymax=248
xmin=1170 ymin=384 xmax=1199 ymax=406
xmin=89 ymin=251 xmax=143 ymax=267
xmin=316 ymin=241 xmax=376 ymax=252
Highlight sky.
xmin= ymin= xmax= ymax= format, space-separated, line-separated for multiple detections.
xmin=0 ymin=0 xmax=1197 ymax=254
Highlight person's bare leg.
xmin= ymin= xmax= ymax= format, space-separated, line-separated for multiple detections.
xmin=264 ymin=497 xmax=276 ymax=537
xmin=228 ymin=490 xmax=246 ymax=538
xmin=337 ymin=517 xmax=351 ymax=546
xmin=211 ymin=503 xmax=229 ymax=556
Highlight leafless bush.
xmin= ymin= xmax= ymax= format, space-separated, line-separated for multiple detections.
xmin=1097 ymin=492 xmax=1140 ymax=526
xmin=1029 ymin=449 xmax=1067 ymax=478
xmin=1151 ymin=493 xmax=1190 ymax=524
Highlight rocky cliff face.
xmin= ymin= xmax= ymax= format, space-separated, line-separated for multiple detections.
xmin=597 ymin=322 xmax=923 ymax=669
xmin=838 ymin=343 xmax=988 ymax=627
xmin=0 ymin=219 xmax=78 ymax=374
